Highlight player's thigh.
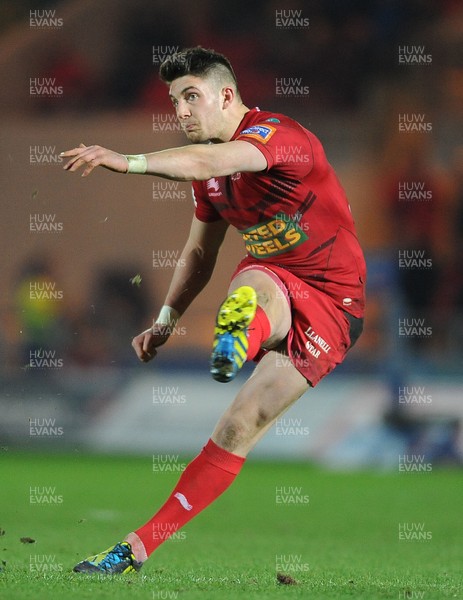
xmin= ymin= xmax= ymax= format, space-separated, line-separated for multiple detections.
xmin=211 ymin=348 xmax=309 ymax=451
xmin=228 ymin=268 xmax=291 ymax=346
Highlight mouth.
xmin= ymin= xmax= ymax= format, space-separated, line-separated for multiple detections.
xmin=182 ymin=123 xmax=198 ymax=132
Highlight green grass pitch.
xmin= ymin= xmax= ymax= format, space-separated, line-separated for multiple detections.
xmin=0 ymin=453 xmax=461 ymax=599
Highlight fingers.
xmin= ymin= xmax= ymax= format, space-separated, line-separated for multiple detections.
xmin=132 ymin=326 xmax=171 ymax=363
xmin=60 ymin=146 xmax=88 ymax=171
xmin=81 ymin=162 xmax=97 ymax=178
xmin=59 ymin=145 xmax=85 ymax=158
xmin=61 ymin=144 xmax=102 ymax=176
xmin=61 ymin=144 xmax=128 ymax=176
xmin=132 ymin=340 xmax=155 ymax=362
xmin=142 ymin=332 xmax=153 ymax=354
xmin=132 ymin=329 xmax=157 ymax=363
xmin=60 ymin=143 xmax=88 ymax=161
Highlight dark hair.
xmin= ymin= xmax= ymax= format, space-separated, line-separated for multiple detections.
xmin=159 ymin=46 xmax=238 ymax=87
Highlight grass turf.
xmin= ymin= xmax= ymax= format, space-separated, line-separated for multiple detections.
xmin=0 ymin=453 xmax=461 ymax=599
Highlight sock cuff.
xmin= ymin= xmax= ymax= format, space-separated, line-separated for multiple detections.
xmin=203 ymin=438 xmax=246 ymax=475
xmin=253 ymin=306 xmax=271 ymax=342
xmin=246 ymin=305 xmax=272 ymax=361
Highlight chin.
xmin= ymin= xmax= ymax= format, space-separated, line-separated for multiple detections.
xmin=186 ymin=133 xmax=205 ymax=144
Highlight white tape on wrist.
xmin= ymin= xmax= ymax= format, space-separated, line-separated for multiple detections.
xmin=155 ymin=305 xmax=180 ymax=328
xmin=125 ymin=154 xmax=148 ymax=174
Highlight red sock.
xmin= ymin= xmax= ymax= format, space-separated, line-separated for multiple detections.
xmin=134 ymin=439 xmax=245 ymax=556
xmin=246 ymin=306 xmax=271 ymax=360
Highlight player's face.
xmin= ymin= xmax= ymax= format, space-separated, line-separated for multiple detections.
xmin=169 ymin=75 xmax=227 ymax=143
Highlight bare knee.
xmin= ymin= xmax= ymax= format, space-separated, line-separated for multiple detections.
xmin=214 ymin=401 xmax=273 ymax=452
xmin=213 ymin=355 xmax=309 ymax=455
xmin=213 ymin=391 xmax=276 ymax=453
xmin=214 ymin=417 xmax=248 ymax=452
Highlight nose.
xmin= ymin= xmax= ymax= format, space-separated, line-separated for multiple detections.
xmin=176 ymin=99 xmax=191 ymax=120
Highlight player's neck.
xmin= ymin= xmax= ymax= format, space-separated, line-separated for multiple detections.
xmin=211 ymin=103 xmax=250 ymax=143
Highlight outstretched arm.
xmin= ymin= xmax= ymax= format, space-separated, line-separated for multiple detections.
xmin=61 ymin=140 xmax=266 ymax=180
xmin=132 ymin=215 xmax=229 ymax=362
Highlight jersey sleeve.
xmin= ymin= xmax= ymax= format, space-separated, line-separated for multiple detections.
xmin=191 ymin=181 xmax=223 ymax=223
xmin=235 ymin=120 xmax=313 ymax=176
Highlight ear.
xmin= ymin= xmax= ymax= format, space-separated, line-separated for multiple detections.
xmin=221 ymin=86 xmax=235 ymax=109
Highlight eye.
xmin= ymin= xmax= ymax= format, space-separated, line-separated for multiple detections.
xmin=171 ymin=98 xmax=178 ymax=107
xmin=186 ymin=92 xmax=199 ymax=102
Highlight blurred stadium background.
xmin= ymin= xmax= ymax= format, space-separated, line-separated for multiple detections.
xmin=1 ymin=0 xmax=463 ymax=467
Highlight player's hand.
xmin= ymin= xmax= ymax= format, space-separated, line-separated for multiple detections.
xmin=131 ymin=323 xmax=172 ymax=363
xmin=61 ymin=143 xmax=128 ymax=177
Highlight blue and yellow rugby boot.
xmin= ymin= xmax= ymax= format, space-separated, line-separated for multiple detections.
xmin=210 ymin=285 xmax=257 ymax=383
xmin=73 ymin=541 xmax=142 ymax=574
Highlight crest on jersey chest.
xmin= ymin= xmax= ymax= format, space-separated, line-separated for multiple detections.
xmin=206 ymin=173 xmax=242 ymax=199
xmin=206 ymin=177 xmax=222 ymax=197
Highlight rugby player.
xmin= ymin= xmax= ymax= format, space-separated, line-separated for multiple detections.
xmin=62 ymin=47 xmax=366 ymax=574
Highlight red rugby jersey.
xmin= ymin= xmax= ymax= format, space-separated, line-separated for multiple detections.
xmin=192 ymin=108 xmax=366 ymax=317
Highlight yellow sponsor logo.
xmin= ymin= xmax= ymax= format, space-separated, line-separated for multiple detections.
xmin=240 ymin=214 xmax=308 ymax=258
